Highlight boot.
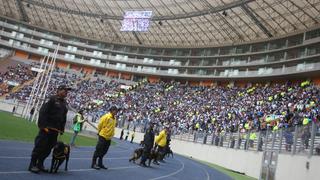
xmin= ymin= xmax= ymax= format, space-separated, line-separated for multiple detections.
xmin=28 ymin=159 xmax=40 ymax=173
xmin=98 ymin=157 xmax=108 ymax=169
xmin=37 ymin=160 xmax=48 ymax=173
xmin=91 ymin=156 xmax=100 ymax=170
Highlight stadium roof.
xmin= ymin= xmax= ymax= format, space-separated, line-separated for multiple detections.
xmin=1 ymin=0 xmax=320 ymax=47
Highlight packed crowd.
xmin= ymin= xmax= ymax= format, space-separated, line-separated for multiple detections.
xmin=6 ymin=64 xmax=124 ymax=121
xmin=2 ymin=62 xmax=320 ymax=137
xmin=6 ymin=67 xmax=81 ymax=101
xmin=107 ymin=81 xmax=320 ymax=137
xmin=0 ymin=63 xmax=36 ymax=96
xmin=67 ymin=78 xmax=122 ymax=120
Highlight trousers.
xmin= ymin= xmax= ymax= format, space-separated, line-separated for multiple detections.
xmin=92 ymin=136 xmax=111 ymax=166
xmin=30 ymin=129 xmax=58 ymax=167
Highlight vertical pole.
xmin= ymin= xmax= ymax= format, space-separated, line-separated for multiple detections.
xmin=236 ymin=127 xmax=241 ymax=149
xmin=211 ymin=133 xmax=215 ymax=145
xmin=264 ymin=128 xmax=269 ymax=151
xmin=292 ymin=125 xmax=298 ymax=155
xmin=278 ymin=128 xmax=283 ymax=153
xmin=271 ymin=131 xmax=276 ymax=150
xmin=256 ymin=131 xmax=261 ymax=151
xmin=309 ymin=122 xmax=316 ymax=157
xmin=32 ymin=45 xmax=59 ymax=122
xmin=203 ymin=132 xmax=207 ymax=144
xmin=245 ymin=130 xmax=250 ymax=150
xmin=227 ymin=132 xmax=232 ymax=148
xmin=30 ymin=53 xmax=50 ymax=122
xmin=22 ymin=55 xmax=47 ymax=119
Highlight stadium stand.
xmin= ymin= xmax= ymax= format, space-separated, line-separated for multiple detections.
xmin=0 ymin=0 xmax=320 ymax=179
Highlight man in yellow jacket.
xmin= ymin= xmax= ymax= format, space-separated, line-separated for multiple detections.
xmin=91 ymin=106 xmax=119 ymax=170
xmin=155 ymin=125 xmax=169 ymax=163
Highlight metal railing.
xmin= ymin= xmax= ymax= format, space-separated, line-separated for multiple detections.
xmin=169 ymin=122 xmax=320 ymax=157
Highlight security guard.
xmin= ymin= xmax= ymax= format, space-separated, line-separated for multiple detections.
xmin=155 ymin=125 xmax=169 ymax=163
xmin=28 ymin=85 xmax=71 ymax=173
xmin=91 ymin=106 xmax=119 ymax=170
xmin=139 ymin=122 xmax=155 ymax=167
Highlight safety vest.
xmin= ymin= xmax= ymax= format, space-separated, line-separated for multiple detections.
xmin=303 ymin=118 xmax=309 ymax=125
xmin=249 ymin=133 xmax=257 ymax=140
xmin=244 ymin=123 xmax=250 ymax=130
xmin=273 ymin=125 xmax=279 ymax=131
xmin=195 ymin=123 xmax=200 ymax=129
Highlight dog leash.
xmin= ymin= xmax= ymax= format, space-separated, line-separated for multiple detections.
xmin=85 ymin=121 xmax=98 ymax=130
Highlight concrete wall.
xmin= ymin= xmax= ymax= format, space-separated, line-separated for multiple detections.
xmin=276 ymin=154 xmax=320 ymax=180
xmin=0 ymin=100 xmax=24 ymax=114
xmin=170 ymin=138 xmax=263 ymax=178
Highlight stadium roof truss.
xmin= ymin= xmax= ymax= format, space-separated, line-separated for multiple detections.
xmin=0 ymin=0 xmax=319 ymax=47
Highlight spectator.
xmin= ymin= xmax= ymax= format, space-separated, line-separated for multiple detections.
xmin=70 ymin=109 xmax=86 ymax=147
xmin=120 ymin=129 xmax=124 ymax=140
xmin=130 ymin=131 xmax=135 ymax=143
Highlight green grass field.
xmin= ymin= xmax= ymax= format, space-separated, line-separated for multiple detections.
xmin=197 ymin=160 xmax=257 ymax=180
xmin=0 ymin=111 xmax=105 ymax=146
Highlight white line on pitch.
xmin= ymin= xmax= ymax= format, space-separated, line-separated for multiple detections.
xmin=189 ymin=159 xmax=210 ymax=180
xmin=148 ymin=158 xmax=185 ymax=180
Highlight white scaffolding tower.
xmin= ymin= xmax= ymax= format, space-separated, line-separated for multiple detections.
xmin=21 ymin=45 xmax=60 ymax=122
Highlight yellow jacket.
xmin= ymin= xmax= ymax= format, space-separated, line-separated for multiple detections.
xmin=97 ymin=112 xmax=116 ymax=140
xmin=155 ymin=130 xmax=167 ymax=147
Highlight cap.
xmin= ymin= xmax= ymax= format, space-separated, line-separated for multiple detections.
xmin=57 ymin=85 xmax=72 ymax=91
xmin=109 ymin=105 xmax=120 ymax=111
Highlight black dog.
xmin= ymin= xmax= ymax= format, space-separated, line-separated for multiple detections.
xmin=129 ymin=148 xmax=143 ymax=163
xmin=129 ymin=148 xmax=159 ymax=167
xmin=165 ymin=149 xmax=174 ymax=158
xmin=50 ymin=141 xmax=70 ymax=173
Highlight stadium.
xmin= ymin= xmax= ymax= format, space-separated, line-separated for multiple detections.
xmin=0 ymin=0 xmax=319 ymax=179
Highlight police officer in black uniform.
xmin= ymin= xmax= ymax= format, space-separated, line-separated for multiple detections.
xmin=28 ymin=85 xmax=71 ymax=173
xmin=139 ymin=122 xmax=155 ymax=167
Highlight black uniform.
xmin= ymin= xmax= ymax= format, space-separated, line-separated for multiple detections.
xmin=29 ymin=95 xmax=68 ymax=171
xmin=140 ymin=127 xmax=155 ymax=165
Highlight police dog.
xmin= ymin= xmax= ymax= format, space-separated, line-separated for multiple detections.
xmin=129 ymin=148 xmax=159 ymax=166
xmin=50 ymin=141 xmax=70 ymax=173
xmin=165 ymin=148 xmax=174 ymax=158
xmin=129 ymin=148 xmax=143 ymax=163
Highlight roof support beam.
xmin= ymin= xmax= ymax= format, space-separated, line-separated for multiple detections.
xmin=15 ymin=0 xmax=29 ymax=22
xmin=241 ymin=4 xmax=273 ymax=38
xmin=132 ymin=31 xmax=142 ymax=45
xmin=21 ymin=0 xmax=254 ymax=21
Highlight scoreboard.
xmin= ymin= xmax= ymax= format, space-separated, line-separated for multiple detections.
xmin=120 ymin=11 xmax=152 ymax=32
